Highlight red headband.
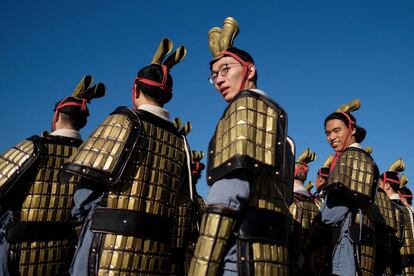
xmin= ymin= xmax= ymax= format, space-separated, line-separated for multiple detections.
xmin=294 ymin=163 xmax=309 ymax=178
xmin=132 ymin=65 xmax=172 ymax=109
xmin=52 ymin=97 xmax=88 ymax=131
xmin=339 ymin=111 xmax=356 ymax=129
xmin=383 ymin=171 xmax=400 ymax=185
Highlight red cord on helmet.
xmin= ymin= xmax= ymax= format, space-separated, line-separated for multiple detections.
xmin=52 ymin=97 xmax=88 ymax=131
xmin=132 ymin=65 xmax=172 ymax=109
xmin=219 ymin=50 xmax=252 ymax=92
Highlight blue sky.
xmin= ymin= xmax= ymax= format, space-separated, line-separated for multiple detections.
xmin=1 ymin=1 xmax=413 ymax=197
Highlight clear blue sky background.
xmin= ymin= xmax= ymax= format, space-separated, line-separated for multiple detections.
xmin=1 ymin=1 xmax=413 ymax=198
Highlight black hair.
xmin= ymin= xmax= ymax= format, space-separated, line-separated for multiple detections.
xmin=400 ymin=186 xmax=413 ymax=205
xmin=54 ymin=97 xmax=89 ymax=130
xmin=324 ymin=112 xmax=367 ymax=143
xmin=380 ymin=171 xmax=400 ymax=191
xmin=210 ymin=47 xmax=258 ymax=85
xmin=136 ymin=64 xmax=173 ymax=105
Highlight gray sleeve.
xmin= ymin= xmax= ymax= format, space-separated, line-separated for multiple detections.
xmin=206 ymin=170 xmax=250 ymax=212
xmin=320 ymin=192 xmax=350 ymax=225
xmin=71 ymin=181 xmax=104 ymax=221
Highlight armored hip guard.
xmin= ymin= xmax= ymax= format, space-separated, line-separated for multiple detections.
xmin=392 ymin=201 xmax=414 ymax=275
xmin=0 ymin=134 xmax=82 ymax=275
xmin=61 ymin=107 xmax=190 ymax=275
xmin=289 ymin=193 xmax=320 ymax=274
xmin=373 ymin=189 xmax=402 ymax=275
xmin=189 ymin=91 xmax=294 ymax=275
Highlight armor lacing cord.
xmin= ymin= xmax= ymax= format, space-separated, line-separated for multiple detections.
xmin=219 ymin=50 xmax=252 ymax=92
xmin=52 ymin=97 xmax=88 ymax=131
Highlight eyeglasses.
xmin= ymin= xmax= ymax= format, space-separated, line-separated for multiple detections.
xmin=208 ymin=63 xmax=242 ymax=84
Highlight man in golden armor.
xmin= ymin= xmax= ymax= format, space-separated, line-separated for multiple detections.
xmin=307 ymin=99 xmax=379 ymax=276
xmin=189 ymin=17 xmax=294 ymax=275
xmin=289 ymin=148 xmax=320 ymax=274
xmin=0 ymin=76 xmax=104 ymax=275
xmin=372 ymin=158 xmax=404 ymax=275
xmin=380 ymin=159 xmax=414 ymax=275
xmin=61 ymin=39 xmax=195 ymax=275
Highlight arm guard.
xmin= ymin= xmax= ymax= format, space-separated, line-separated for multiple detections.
xmin=0 ymin=136 xmax=43 ymax=199
xmin=188 ymin=205 xmax=238 ymax=276
xmin=60 ymin=107 xmax=141 ymax=186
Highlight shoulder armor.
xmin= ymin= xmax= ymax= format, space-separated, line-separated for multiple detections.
xmin=207 ymin=91 xmax=289 ymax=185
xmin=0 ymin=136 xmax=44 ymax=198
xmin=61 ymin=106 xmax=141 ymax=186
xmin=326 ymin=147 xmax=379 ymax=204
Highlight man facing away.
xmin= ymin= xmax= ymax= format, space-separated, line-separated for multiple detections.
xmin=0 ymin=76 xmax=104 ymax=275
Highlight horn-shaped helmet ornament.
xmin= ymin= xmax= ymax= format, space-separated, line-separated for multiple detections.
xmin=133 ymin=38 xmax=187 ymax=107
xmin=53 ymin=75 xmax=106 ymax=130
xmin=294 ymin=148 xmax=316 ymax=181
xmin=382 ymin=158 xmax=405 ymax=188
xmin=364 ymin=146 xmax=373 ymax=155
xmin=335 ymin=99 xmax=361 ymax=129
xmin=400 ymin=175 xmax=408 ymax=188
xmin=388 ymin=159 xmax=405 ymax=172
xmin=208 ymin=17 xmax=253 ymax=91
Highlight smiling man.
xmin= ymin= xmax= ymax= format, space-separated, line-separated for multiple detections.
xmin=189 ymin=17 xmax=294 ymax=276
xmin=307 ymin=99 xmax=379 ymax=276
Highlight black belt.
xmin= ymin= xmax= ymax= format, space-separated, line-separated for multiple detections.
xmin=401 ymin=254 xmax=414 ymax=267
xmin=6 ymin=221 xmax=76 ymax=243
xmin=90 ymin=207 xmax=172 ymax=243
xmin=238 ymin=208 xmax=290 ymax=244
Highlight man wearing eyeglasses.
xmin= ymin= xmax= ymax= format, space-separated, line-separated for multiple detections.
xmin=189 ymin=17 xmax=294 ymax=276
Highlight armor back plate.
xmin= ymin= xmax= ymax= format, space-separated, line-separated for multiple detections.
xmin=89 ymin=111 xmax=188 ymax=274
xmin=7 ymin=135 xmax=82 ymax=275
xmin=373 ymin=189 xmax=397 ymax=232
xmin=207 ymin=91 xmax=292 ymax=202
xmin=327 ymin=147 xmax=378 ymax=204
xmin=289 ymin=193 xmax=320 ymax=271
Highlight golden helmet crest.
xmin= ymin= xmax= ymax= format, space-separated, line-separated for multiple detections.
xmin=336 ymin=99 xmax=361 ymax=113
xmin=388 ymin=158 xmax=405 ymax=173
xmin=208 ymin=17 xmax=239 ymax=58
xmin=151 ymin=38 xmax=187 ymax=70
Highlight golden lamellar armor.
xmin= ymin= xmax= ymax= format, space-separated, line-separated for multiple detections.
xmin=2 ymin=135 xmax=82 ymax=276
xmin=62 ymin=108 xmax=189 ymax=275
xmin=399 ymin=205 xmax=414 ymax=273
xmin=193 ymin=91 xmax=293 ymax=275
xmin=289 ymin=193 xmax=320 ymax=273
xmin=207 ymin=91 xmax=292 ymax=202
xmin=327 ymin=147 xmax=379 ymax=204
